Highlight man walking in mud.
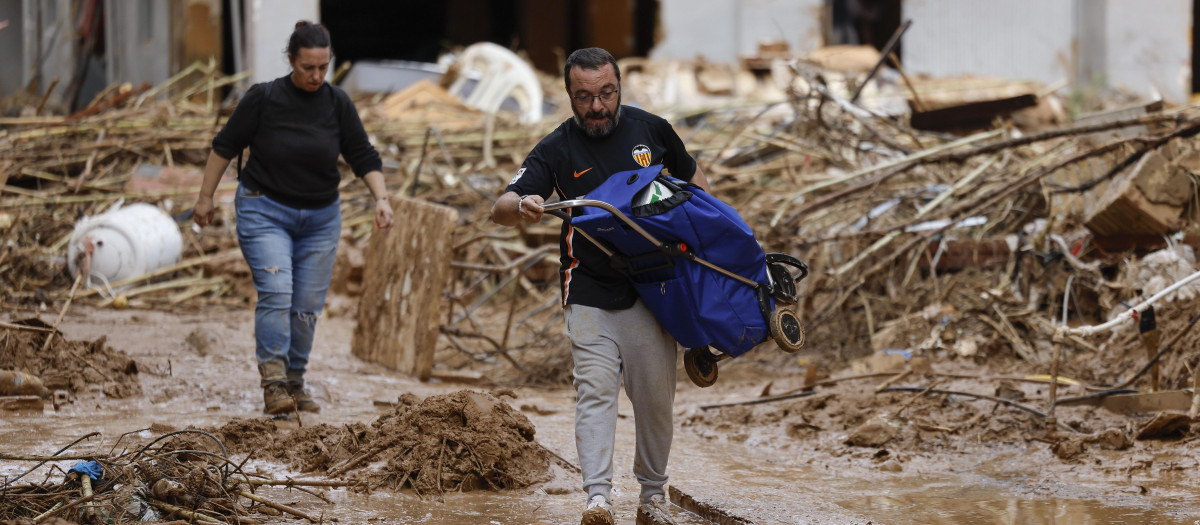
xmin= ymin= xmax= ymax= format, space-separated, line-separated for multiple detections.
xmin=491 ymin=47 xmax=709 ymax=525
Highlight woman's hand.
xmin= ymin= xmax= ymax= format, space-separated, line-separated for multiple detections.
xmin=375 ymin=197 xmax=394 ymax=229
xmin=194 ymin=195 xmax=216 ymax=227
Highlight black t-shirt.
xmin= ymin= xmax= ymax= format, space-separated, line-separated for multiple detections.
xmin=505 ymin=105 xmax=697 ymax=310
xmin=212 ymin=76 xmax=382 ymax=209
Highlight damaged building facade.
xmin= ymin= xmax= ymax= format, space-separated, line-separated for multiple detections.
xmin=1 ymin=0 xmax=1196 ymax=108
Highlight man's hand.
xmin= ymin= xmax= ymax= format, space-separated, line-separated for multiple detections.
xmin=492 ymin=191 xmax=545 ymax=226
xmin=193 ymin=195 xmax=216 ymax=227
xmin=515 ymin=194 xmax=545 ymax=223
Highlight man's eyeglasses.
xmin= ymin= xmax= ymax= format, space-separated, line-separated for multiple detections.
xmin=572 ymin=89 xmax=619 ymax=106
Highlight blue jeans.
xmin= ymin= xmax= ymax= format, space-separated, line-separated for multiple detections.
xmin=235 ymin=184 xmax=340 ymax=385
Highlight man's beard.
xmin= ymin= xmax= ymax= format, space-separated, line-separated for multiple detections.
xmin=573 ymin=100 xmax=621 ymax=139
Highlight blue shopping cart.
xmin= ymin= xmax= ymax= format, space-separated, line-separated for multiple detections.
xmin=544 ymin=164 xmax=809 ymax=387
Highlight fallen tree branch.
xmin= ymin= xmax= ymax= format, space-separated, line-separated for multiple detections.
xmin=698 ymin=390 xmax=816 ymax=410
xmin=880 ymin=387 xmax=1079 ymax=433
xmin=237 ymin=490 xmax=331 ymax=523
xmin=33 ymin=493 xmax=96 ymax=524
xmin=932 ymin=112 xmax=1180 ymax=163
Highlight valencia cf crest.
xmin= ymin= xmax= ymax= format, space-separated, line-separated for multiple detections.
xmin=632 ymin=144 xmax=652 ymax=167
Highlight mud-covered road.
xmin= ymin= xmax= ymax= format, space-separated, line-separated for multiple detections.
xmin=3 ymin=303 xmax=1199 ymax=524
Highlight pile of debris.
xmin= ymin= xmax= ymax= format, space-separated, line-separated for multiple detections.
xmin=0 ymin=426 xmax=351 ymax=524
xmin=0 ymin=318 xmax=141 ymax=410
xmin=201 ymin=390 xmax=559 ymax=494
xmin=0 ymin=390 xmax=558 ymax=524
xmin=0 ymin=59 xmax=558 ymax=313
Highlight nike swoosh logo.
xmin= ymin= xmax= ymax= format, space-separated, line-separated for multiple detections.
xmin=573 ymin=167 xmax=593 ymax=178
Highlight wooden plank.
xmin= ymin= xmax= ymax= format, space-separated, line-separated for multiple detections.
xmin=667 ymin=485 xmax=751 ymax=525
xmin=351 ymin=198 xmax=458 ymax=380
xmin=0 ymin=396 xmax=44 ymax=414
xmin=1097 ymin=390 xmax=1192 ymax=414
xmin=1074 ymin=100 xmax=1165 ymax=144
xmin=0 ymin=160 xmax=10 ymax=189
xmin=910 ymin=94 xmax=1038 ymax=131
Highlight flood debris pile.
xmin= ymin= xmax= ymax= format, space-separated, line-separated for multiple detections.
xmin=0 ymin=428 xmax=349 ymax=525
xmin=1 ymin=72 xmax=240 ymax=309
xmin=0 ymin=318 xmax=140 ymax=400
xmin=684 ymin=362 xmax=1200 ymax=495
xmin=6 ymin=43 xmax=1200 ymax=453
xmin=0 ymin=63 xmax=556 ymax=315
xmin=682 ymin=299 xmax=1200 ymax=473
xmin=422 ymin=55 xmax=1200 ymax=393
xmin=608 ymin=51 xmax=1200 ymax=472
xmin=360 ymin=390 xmax=554 ymax=494
xmin=0 ymin=391 xmax=554 ymax=524
xmin=209 ymin=390 xmax=556 ymax=496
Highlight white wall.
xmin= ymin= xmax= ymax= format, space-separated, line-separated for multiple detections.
xmin=903 ymin=0 xmax=1192 ymax=103
xmin=247 ymin=0 xmax=320 ymax=84
xmin=105 ymin=0 xmax=171 ymax=89
xmin=1 ymin=0 xmax=26 ymax=98
xmin=1104 ymin=0 xmax=1190 ymax=102
xmin=651 ymin=0 xmax=825 ymax=63
xmin=903 ymin=0 xmax=1075 ymax=86
xmin=5 ymin=0 xmax=74 ymax=102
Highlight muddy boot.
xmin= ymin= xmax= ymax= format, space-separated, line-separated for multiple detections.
xmin=286 ymin=372 xmax=320 ymax=413
xmin=258 ymin=361 xmax=295 ymax=415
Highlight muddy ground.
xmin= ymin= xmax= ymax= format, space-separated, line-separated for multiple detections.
xmin=3 ymin=287 xmax=1200 ymax=525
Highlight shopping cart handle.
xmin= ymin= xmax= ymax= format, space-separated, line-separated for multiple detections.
xmin=536 ymin=200 xmax=582 ymax=221
xmin=541 ymin=199 xmax=763 ymax=288
xmin=543 ymin=200 xmax=664 ymax=246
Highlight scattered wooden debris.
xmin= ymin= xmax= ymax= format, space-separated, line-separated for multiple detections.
xmin=0 ymin=429 xmax=352 ymax=524
xmin=4 ymin=49 xmax=1200 ymax=407
xmin=1136 ymin=411 xmax=1191 ymax=439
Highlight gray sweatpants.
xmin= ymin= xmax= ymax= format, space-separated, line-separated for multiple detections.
xmin=565 ymin=299 xmax=677 ymax=505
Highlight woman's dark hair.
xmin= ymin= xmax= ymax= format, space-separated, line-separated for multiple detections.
xmin=287 ymin=20 xmax=331 ymax=57
xmin=563 ymin=48 xmax=621 ymax=91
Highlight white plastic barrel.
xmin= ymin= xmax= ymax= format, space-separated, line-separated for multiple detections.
xmin=67 ymin=202 xmax=183 ymax=287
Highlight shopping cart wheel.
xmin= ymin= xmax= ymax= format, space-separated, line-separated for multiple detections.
xmin=684 ymin=347 xmax=718 ymax=388
xmin=767 ymin=262 xmax=797 ymax=304
xmin=769 ymin=309 xmax=806 ymax=353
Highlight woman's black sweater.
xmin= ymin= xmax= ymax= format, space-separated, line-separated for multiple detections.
xmin=212 ymin=75 xmax=382 ymax=209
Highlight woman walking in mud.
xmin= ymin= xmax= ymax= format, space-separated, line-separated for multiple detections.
xmin=192 ymin=20 xmax=393 ymax=415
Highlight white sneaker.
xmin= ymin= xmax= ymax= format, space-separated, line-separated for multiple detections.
xmin=581 ymin=495 xmax=614 ymax=525
xmin=637 ymin=494 xmax=671 ymax=523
